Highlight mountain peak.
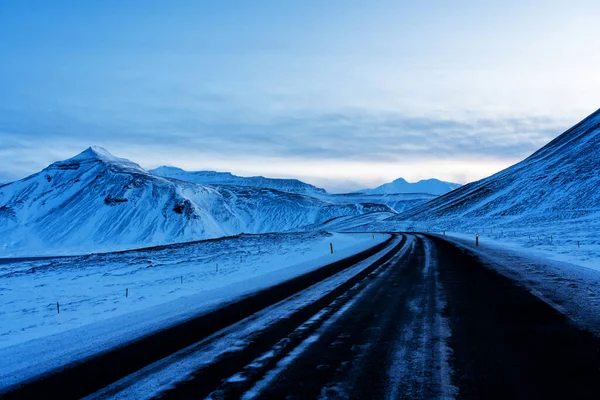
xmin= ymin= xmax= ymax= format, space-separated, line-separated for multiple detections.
xmin=56 ymin=146 xmax=146 ymax=173
xmin=72 ymin=146 xmax=119 ymax=162
xmin=150 ymin=165 xmax=187 ymax=174
xmin=366 ymin=177 xmax=461 ymax=196
xmin=392 ymin=177 xmax=409 ymax=184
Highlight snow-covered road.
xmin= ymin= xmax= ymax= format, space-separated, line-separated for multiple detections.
xmin=3 ymin=233 xmax=600 ymax=399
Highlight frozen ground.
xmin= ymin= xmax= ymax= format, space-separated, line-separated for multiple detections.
xmin=0 ymin=231 xmax=389 ymax=390
xmin=0 ymin=232 xmax=387 ymax=350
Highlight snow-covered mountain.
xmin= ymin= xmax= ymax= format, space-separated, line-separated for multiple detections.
xmin=0 ymin=147 xmax=391 ymax=256
xmin=396 ymin=108 xmax=600 ymax=223
xmin=149 ymin=167 xmax=438 ymax=212
xmin=364 ymin=178 xmax=461 ymax=195
xmin=149 ymin=166 xmax=327 ymax=197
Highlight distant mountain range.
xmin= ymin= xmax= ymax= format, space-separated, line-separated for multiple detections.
xmin=364 ymin=178 xmax=461 ymax=196
xmin=149 ymin=166 xmax=327 ymax=197
xmin=0 ymin=147 xmax=391 ymax=256
xmin=149 ymin=167 xmax=439 ymax=212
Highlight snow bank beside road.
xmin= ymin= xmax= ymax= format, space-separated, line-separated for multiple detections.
xmin=0 ymin=232 xmax=389 ymax=390
xmin=434 ymin=234 xmax=600 ymax=336
xmin=439 ymin=225 xmax=600 ymax=272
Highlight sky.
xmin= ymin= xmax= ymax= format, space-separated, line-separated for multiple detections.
xmin=0 ymin=0 xmax=599 ymax=192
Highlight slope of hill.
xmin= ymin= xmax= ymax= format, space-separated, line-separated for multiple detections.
xmin=149 ymin=166 xmax=327 ymax=197
xmin=396 ymin=108 xmax=600 ymax=223
xmin=325 ymin=192 xmax=435 ymax=213
xmin=364 ymin=177 xmax=461 ymax=195
xmin=0 ymin=147 xmax=390 ymax=256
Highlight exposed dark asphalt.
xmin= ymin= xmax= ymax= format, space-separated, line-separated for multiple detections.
xmin=222 ymin=235 xmax=448 ymax=399
xmin=3 ymin=233 xmax=600 ymax=399
xmin=166 ymin=234 xmax=600 ymax=399
xmin=431 ymin=235 xmax=600 ymax=399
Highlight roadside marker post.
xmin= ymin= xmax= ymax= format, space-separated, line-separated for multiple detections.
xmin=126 ymin=288 xmax=128 ymax=298
xmin=476 ymin=234 xmax=479 ymax=246
xmin=330 ymin=243 xmax=334 ymax=254
xmin=57 ymin=302 xmax=60 ymax=314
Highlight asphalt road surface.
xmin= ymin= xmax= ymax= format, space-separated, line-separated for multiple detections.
xmin=3 ymin=234 xmax=599 ymax=399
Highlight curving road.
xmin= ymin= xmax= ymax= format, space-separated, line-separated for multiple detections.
xmin=3 ymin=234 xmax=600 ymax=399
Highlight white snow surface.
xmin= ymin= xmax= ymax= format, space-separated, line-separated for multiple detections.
xmin=0 ymin=231 xmax=389 ymax=390
xmin=0 ymin=148 xmax=391 ymax=256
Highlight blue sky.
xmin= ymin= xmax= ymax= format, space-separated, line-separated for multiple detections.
xmin=1 ymin=0 xmax=599 ymax=192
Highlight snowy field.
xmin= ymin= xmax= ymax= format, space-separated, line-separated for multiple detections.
xmin=0 ymin=232 xmax=388 ymax=350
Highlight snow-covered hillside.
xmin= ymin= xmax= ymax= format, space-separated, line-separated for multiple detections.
xmin=149 ymin=167 xmax=434 ymax=213
xmin=325 ymin=192 xmax=435 ymax=213
xmin=364 ymin=177 xmax=460 ymax=195
xmin=397 ymin=108 xmax=600 ymax=223
xmin=0 ymin=147 xmax=391 ymax=256
xmin=307 ymin=109 xmax=600 ymax=270
xmin=150 ymin=166 xmax=327 ymax=197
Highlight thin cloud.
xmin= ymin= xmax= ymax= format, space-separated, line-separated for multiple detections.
xmin=0 ymin=109 xmax=570 ymax=187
